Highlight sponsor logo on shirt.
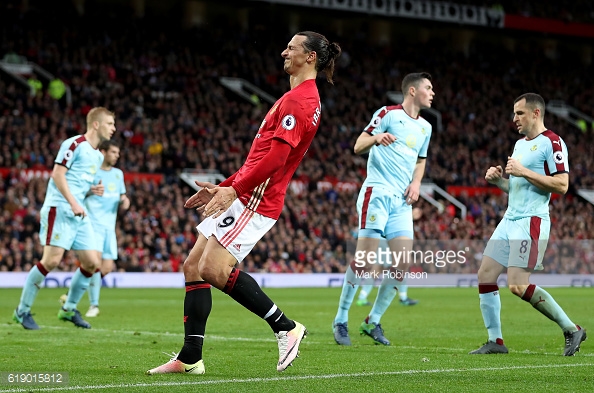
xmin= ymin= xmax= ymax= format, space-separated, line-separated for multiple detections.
xmin=394 ymin=144 xmax=418 ymax=158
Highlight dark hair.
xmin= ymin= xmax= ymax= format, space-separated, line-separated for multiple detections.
xmin=514 ymin=93 xmax=546 ymax=118
xmin=401 ymin=72 xmax=432 ymax=94
xmin=296 ymin=31 xmax=342 ymax=84
xmin=98 ymin=140 xmax=119 ymax=152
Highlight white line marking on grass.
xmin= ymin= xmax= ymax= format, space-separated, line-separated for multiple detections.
xmin=0 ymin=363 xmax=592 ymax=392
xmin=2 ymin=323 xmax=593 ymax=356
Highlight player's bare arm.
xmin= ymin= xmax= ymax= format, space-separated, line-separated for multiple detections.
xmin=52 ymin=164 xmax=86 ymax=217
xmin=485 ymin=165 xmax=509 ymax=193
xmin=505 ymin=156 xmax=568 ymax=194
xmin=119 ymin=194 xmax=131 ymax=210
xmin=404 ymin=158 xmax=426 ymax=205
xmin=353 ymin=132 xmax=396 ymax=155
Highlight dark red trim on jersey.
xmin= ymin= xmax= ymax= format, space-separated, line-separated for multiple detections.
xmin=528 ymin=217 xmax=541 ymax=269
xmin=60 ymin=135 xmax=87 ymax=166
xmin=46 ymin=206 xmax=57 ymax=245
xmin=364 ymin=105 xmax=402 ymax=133
xmin=541 ymin=130 xmax=566 ymax=173
xmin=223 ymin=267 xmax=240 ymax=294
xmin=186 ymin=282 xmax=212 ymax=292
xmin=36 ymin=262 xmax=49 ymax=276
xmin=360 ymin=187 xmax=373 ymax=229
xmin=521 ymin=284 xmax=537 ymax=302
xmin=478 ymin=284 xmax=499 ymax=294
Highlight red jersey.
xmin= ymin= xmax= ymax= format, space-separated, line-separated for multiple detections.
xmin=233 ymin=79 xmax=321 ymax=219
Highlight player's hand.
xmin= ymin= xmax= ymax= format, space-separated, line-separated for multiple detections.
xmin=90 ymin=180 xmax=104 ymax=196
xmin=485 ymin=165 xmax=503 ymax=185
xmin=505 ymin=156 xmax=525 ymax=177
xmin=184 ymin=181 xmax=216 ymax=210
xmin=202 ymin=186 xmax=237 ymax=218
xmin=71 ymin=202 xmax=86 ymax=218
xmin=404 ymin=180 xmax=421 ymax=205
xmin=375 ymin=133 xmax=397 ymax=146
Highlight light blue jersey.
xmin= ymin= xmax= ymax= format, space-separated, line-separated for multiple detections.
xmin=363 ymin=104 xmax=432 ymax=196
xmin=85 ymin=167 xmax=126 ymax=230
xmin=43 ymin=135 xmax=104 ymax=208
xmin=505 ymin=130 xmax=569 ymax=220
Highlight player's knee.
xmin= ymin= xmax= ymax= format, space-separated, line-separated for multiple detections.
xmin=197 ymin=262 xmax=218 ymax=284
xmin=477 ymin=265 xmax=495 ymax=283
xmin=41 ymin=259 xmax=60 ymax=271
xmin=508 ymin=285 xmax=525 ymax=297
xmin=80 ymin=258 xmax=100 ymax=272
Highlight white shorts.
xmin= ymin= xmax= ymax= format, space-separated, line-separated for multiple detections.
xmin=196 ymin=199 xmax=276 ymax=263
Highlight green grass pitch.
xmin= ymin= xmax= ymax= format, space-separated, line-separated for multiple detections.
xmin=1 ymin=287 xmax=593 ymax=392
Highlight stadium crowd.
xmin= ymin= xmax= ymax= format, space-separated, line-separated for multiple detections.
xmin=1 ymin=2 xmax=593 ymax=275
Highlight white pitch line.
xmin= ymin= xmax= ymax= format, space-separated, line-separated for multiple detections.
xmin=0 ymin=363 xmax=593 ymax=393
xmin=2 ymin=323 xmax=593 ymax=357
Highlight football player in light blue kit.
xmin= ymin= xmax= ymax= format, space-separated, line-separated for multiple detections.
xmin=83 ymin=140 xmax=130 ymax=317
xmin=333 ymin=72 xmax=434 ymax=345
xmin=12 ymin=107 xmax=116 ymax=330
xmin=470 ymin=93 xmax=586 ymax=356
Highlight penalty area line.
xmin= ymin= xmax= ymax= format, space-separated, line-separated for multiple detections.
xmin=0 ymin=363 xmax=593 ymax=392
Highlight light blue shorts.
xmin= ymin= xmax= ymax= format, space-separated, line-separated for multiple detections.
xmin=39 ymin=204 xmax=98 ymax=251
xmin=483 ymin=216 xmax=550 ymax=270
xmin=356 ymin=186 xmax=413 ymax=240
xmin=92 ymin=225 xmax=118 ymax=260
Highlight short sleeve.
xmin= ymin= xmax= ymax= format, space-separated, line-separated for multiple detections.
xmin=546 ymin=137 xmax=569 ymax=175
xmin=55 ymin=139 xmax=79 ymax=169
xmin=363 ymin=107 xmax=386 ymax=135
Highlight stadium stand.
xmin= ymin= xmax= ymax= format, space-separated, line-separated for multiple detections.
xmin=1 ymin=1 xmax=593 ymax=274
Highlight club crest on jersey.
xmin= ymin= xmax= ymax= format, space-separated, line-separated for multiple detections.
xmin=282 ymin=114 xmax=296 ymax=130
xmin=90 ymin=165 xmax=97 ymax=175
xmin=554 ymin=151 xmax=565 ymax=164
xmin=406 ymin=134 xmax=417 ymax=148
xmin=531 ymin=144 xmax=538 ymax=151
xmin=369 ymin=215 xmax=376 ymax=222
xmin=421 ymin=128 xmax=426 ymax=135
